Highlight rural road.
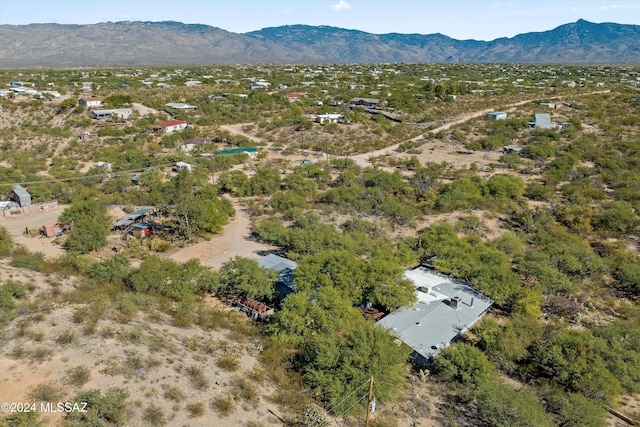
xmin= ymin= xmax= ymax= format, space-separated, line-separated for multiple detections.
xmin=350 ymin=99 xmax=533 ymax=168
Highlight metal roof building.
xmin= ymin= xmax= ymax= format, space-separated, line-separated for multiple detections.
xmin=487 ymin=111 xmax=507 ymax=120
xmin=113 ymin=206 xmax=158 ymax=228
xmin=378 ymin=266 xmax=493 ymax=365
xmin=10 ymin=185 xmax=31 ymax=207
xmin=258 ymin=254 xmax=298 ymax=301
xmin=530 ymin=113 xmax=553 ymax=129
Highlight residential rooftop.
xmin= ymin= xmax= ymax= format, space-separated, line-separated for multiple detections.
xmin=378 ymin=266 xmax=493 ymax=364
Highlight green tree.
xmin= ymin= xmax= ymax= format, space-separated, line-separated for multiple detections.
xmin=363 ymin=257 xmax=416 ymax=311
xmin=302 ymin=316 xmax=410 ymax=413
xmin=434 ymin=343 xmax=496 ymax=387
xmin=0 ymin=411 xmax=45 ymax=427
xmin=128 ymin=256 xmax=218 ymax=300
xmin=65 ymin=388 xmax=129 ymax=427
xmin=615 ymin=263 xmax=640 ymax=296
xmin=531 ymin=329 xmax=622 ymax=403
xmin=598 ymin=201 xmax=639 ymax=236
xmin=219 ymin=256 xmax=277 ymax=300
xmin=0 ymin=226 xmax=13 ymax=257
xmin=294 ymin=250 xmax=368 ymax=304
xmin=545 ymin=392 xmax=607 ymax=427
xmin=59 ymin=200 xmax=112 ymax=253
xmin=487 ymin=174 xmax=525 ymax=199
xmin=474 ymin=381 xmax=555 ymax=427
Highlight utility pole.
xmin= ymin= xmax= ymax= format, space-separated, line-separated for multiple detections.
xmin=209 ymin=155 xmax=214 ymax=185
xmin=365 ymin=376 xmax=374 ymax=427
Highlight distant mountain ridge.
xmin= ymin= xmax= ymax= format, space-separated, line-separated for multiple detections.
xmin=0 ymin=19 xmax=638 ymax=67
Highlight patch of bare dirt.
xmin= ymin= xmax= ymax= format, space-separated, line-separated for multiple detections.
xmin=166 ymin=201 xmax=276 ymax=269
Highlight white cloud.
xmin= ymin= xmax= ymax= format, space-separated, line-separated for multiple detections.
xmin=601 ymin=4 xmax=626 ymax=10
xmin=330 ymin=0 xmax=352 ymax=12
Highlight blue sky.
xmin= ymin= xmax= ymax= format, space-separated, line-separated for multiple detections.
xmin=0 ymin=0 xmax=638 ymax=41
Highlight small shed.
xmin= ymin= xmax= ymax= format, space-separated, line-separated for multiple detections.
xmin=42 ymin=222 xmax=72 ymax=238
xmin=10 ymin=185 xmax=31 ymax=207
xmin=487 ymin=111 xmax=507 ymax=120
xmin=132 ymin=223 xmax=153 ymax=238
xmin=218 ymin=147 xmax=258 ymax=159
xmin=530 ymin=113 xmax=553 ymax=129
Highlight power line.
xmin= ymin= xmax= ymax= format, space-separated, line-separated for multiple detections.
xmin=327 ymin=378 xmax=371 ymax=416
xmin=0 ymin=163 xmax=174 ymax=187
xmin=335 ymin=390 xmax=369 ymax=420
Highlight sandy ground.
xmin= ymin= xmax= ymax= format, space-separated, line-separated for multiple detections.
xmin=0 ymin=291 xmax=282 ymax=427
xmin=132 ymin=102 xmax=165 ymax=118
xmin=351 ymin=100 xmax=533 ymax=169
xmin=0 ymin=206 xmax=66 ymax=259
xmin=219 ymin=123 xmax=263 ymax=143
xmin=168 ymin=201 xmax=276 ymax=269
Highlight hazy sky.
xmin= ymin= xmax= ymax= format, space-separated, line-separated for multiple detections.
xmin=0 ymin=0 xmax=638 ymax=41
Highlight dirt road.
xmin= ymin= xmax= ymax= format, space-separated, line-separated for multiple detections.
xmin=167 ymin=201 xmax=275 ymax=269
xmin=350 ymin=91 xmax=609 ymax=168
xmin=350 ymin=100 xmax=532 ymax=168
xmin=0 ymin=207 xmax=67 ymax=258
xmin=219 ymin=123 xmax=263 ymax=143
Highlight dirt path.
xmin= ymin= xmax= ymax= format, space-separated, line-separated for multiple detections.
xmin=0 ymin=207 xmax=67 ymax=258
xmin=350 ymin=91 xmax=610 ymax=168
xmin=167 ymin=200 xmax=275 ymax=269
xmin=219 ymin=123 xmax=263 ymax=143
xmin=351 ymin=100 xmax=532 ymax=168
xmin=132 ymin=102 xmax=164 ymax=117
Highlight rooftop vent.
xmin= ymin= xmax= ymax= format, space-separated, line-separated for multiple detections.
xmin=450 ymin=296 xmax=461 ymax=309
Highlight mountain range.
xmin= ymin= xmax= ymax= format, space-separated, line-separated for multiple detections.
xmin=0 ymin=19 xmax=639 ymax=67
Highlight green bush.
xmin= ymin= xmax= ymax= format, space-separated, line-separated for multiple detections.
xmin=434 ymin=343 xmax=496 ymax=386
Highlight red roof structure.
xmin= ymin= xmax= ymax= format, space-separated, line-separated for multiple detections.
xmin=155 ymin=120 xmax=186 ymax=128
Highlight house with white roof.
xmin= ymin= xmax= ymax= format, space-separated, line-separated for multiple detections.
xmin=377 ymin=266 xmax=493 ymax=365
xmin=91 ymin=108 xmax=133 ymax=120
xmin=315 ymin=113 xmax=344 ymax=124
xmin=79 ymin=96 xmax=103 ymax=108
xmin=151 ymin=120 xmax=188 ymax=134
xmin=166 ymin=102 xmax=197 ymax=111
xmin=530 ymin=113 xmax=553 ymax=129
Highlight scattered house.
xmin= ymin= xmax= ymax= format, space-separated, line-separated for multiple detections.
xmin=113 ymin=206 xmax=158 ymax=229
xmin=539 ymin=102 xmax=556 ymax=108
xmin=285 ymin=93 xmax=301 ymax=101
xmin=181 ymin=137 xmax=211 ymax=153
xmin=377 ymin=266 xmax=493 ymax=365
xmin=91 ymin=108 xmax=133 ymax=120
xmin=218 ymin=147 xmax=258 ymax=159
xmin=299 ymin=81 xmax=315 ymax=87
xmin=315 ymin=113 xmax=344 ymax=124
xmin=78 ymin=95 xmax=103 ymax=107
xmin=487 ymin=111 xmax=507 ymax=120
xmin=257 ymin=254 xmax=298 ymax=302
xmin=42 ymin=221 xmax=72 ymax=238
xmin=184 ymin=80 xmax=202 ymax=87
xmin=165 ymin=102 xmax=197 ymax=111
xmin=529 ymin=113 xmax=553 ymax=129
xmin=238 ymin=299 xmax=274 ymax=321
xmin=277 ymin=83 xmax=288 ymax=89
xmin=350 ymin=97 xmax=381 ymax=109
xmin=131 ymin=223 xmax=154 ymax=238
xmin=96 ymin=161 xmax=113 ymax=172
xmin=151 ymin=120 xmax=188 ymax=134
xmin=10 ymin=185 xmax=31 ymax=207
xmin=174 ymin=161 xmax=194 ymax=172
xmin=502 ymin=145 xmax=524 ymax=154
xmin=249 ymin=80 xmax=270 ymax=90
xmin=80 ymin=131 xmax=91 ymax=140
